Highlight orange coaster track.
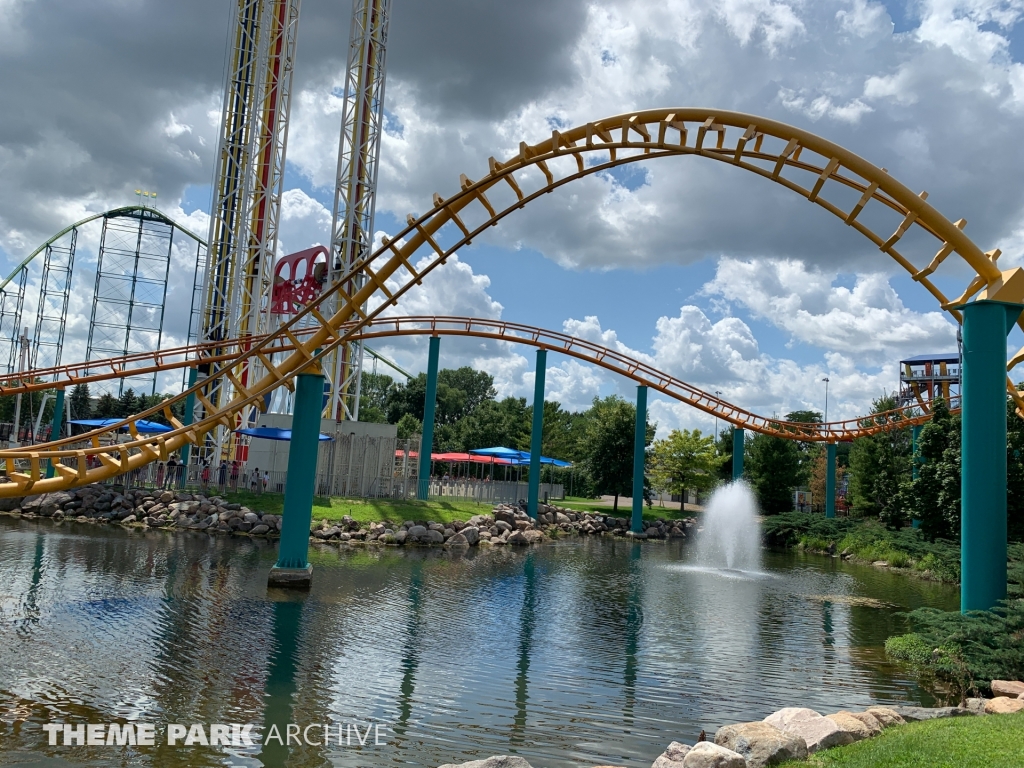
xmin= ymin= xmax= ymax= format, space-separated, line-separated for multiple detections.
xmin=0 ymin=107 xmax=1008 ymax=496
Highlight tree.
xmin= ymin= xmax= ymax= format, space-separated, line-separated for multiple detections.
xmin=438 ymin=367 xmax=495 ymax=417
xmin=785 ymin=410 xmax=822 ymax=488
xmin=650 ymin=429 xmax=721 ymax=502
xmin=396 ymin=413 xmax=422 ymax=440
xmin=746 ymin=430 xmax=801 ymax=514
xmin=93 ymin=393 xmax=119 ymax=419
xmin=358 ymin=371 xmax=396 ymax=424
xmin=456 ymin=396 xmax=530 ymax=452
xmin=907 ymin=398 xmax=961 ymax=541
xmin=580 ymin=395 xmax=654 ymax=512
xmin=118 ymin=388 xmax=138 ymax=418
xmin=848 ymin=395 xmax=913 ymax=524
xmin=1008 ymin=387 xmax=1024 ymax=542
xmin=69 ymin=383 xmax=91 ymax=420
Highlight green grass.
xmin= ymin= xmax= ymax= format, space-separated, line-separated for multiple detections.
xmin=778 ymin=712 xmax=1024 ymax=768
xmin=220 ymin=490 xmax=491 ymax=526
xmin=557 ymin=497 xmax=694 ymax=521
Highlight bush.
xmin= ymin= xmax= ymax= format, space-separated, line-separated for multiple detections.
xmin=886 ymin=591 xmax=1024 ymax=698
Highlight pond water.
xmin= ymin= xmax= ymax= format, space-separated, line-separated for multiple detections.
xmin=0 ymin=516 xmax=958 ymax=768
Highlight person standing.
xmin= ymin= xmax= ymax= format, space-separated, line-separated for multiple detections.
xmin=201 ymin=462 xmax=211 ymax=492
xmin=156 ymin=461 xmax=165 ymax=489
xmin=250 ymin=467 xmax=260 ymax=492
xmin=165 ymin=456 xmax=178 ymax=489
xmin=230 ymin=460 xmax=240 ymax=490
xmin=218 ymin=460 xmax=228 ymax=493
xmin=262 ymin=470 xmax=269 ymax=494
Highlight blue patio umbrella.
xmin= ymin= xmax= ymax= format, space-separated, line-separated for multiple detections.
xmin=507 ymin=453 xmax=572 ymax=467
xmin=235 ymin=427 xmax=333 ymax=442
xmin=69 ymin=418 xmax=172 ymax=434
xmin=468 ymin=446 xmax=530 ymax=460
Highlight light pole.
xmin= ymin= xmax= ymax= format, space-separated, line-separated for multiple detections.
xmin=714 ymin=390 xmax=722 ymax=442
xmin=822 ymin=377 xmax=830 ymax=424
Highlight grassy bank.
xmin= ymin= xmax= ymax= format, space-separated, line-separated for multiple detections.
xmin=557 ymin=496 xmax=694 ymax=521
xmin=220 ymin=491 xmax=491 ymax=526
xmin=762 ymin=512 xmax=965 ymax=582
xmin=221 ymin=491 xmax=693 ymax=526
xmin=779 ymin=712 xmax=1024 ymax=768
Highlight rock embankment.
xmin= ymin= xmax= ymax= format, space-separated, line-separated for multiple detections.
xmin=436 ymin=688 xmax=1024 ymax=768
xmin=0 ymin=490 xmax=695 ymax=548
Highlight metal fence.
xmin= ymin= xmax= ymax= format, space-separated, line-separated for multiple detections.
xmin=6 ymin=434 xmax=563 ymax=505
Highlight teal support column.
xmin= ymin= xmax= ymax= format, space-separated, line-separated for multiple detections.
xmin=45 ymin=388 xmax=65 ymax=478
xmin=732 ymin=427 xmax=745 ymax=481
xmin=911 ymin=425 xmax=923 ymax=528
xmin=180 ymin=368 xmax=198 ymax=467
xmin=417 ymin=336 xmax=440 ymax=500
xmin=960 ymin=299 xmax=1022 ymax=612
xmin=825 ymin=442 xmax=836 ymax=519
xmin=527 ymin=349 xmax=547 ymax=519
xmin=268 ymin=367 xmax=325 ymax=588
xmin=631 ymin=385 xmax=648 ymax=534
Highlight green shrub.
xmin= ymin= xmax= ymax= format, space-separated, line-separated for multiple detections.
xmin=884 ymin=633 xmax=933 ymax=666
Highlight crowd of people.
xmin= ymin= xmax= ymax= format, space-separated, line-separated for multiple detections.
xmin=119 ymin=455 xmax=274 ymax=495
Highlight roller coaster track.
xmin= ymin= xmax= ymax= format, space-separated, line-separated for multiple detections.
xmin=0 ymin=315 xmax=953 ymax=443
xmin=0 ymin=108 xmax=1016 ymax=496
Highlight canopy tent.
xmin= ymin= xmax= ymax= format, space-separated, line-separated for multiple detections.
xmin=69 ymin=418 xmax=172 ymax=434
xmin=393 ymin=450 xmax=513 ymax=464
xmin=468 ymin=446 xmax=527 ymax=459
xmin=469 ymin=446 xmax=572 ymax=467
xmin=509 ymin=455 xmax=572 ymax=467
xmin=235 ymin=427 xmax=333 ymax=442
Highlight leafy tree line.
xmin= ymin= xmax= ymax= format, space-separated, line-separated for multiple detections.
xmin=732 ymin=390 xmax=1024 ymax=543
xmin=0 ymin=382 xmax=182 ymax=438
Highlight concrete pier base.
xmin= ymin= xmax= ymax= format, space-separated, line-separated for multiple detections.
xmin=268 ymin=564 xmax=313 ymax=589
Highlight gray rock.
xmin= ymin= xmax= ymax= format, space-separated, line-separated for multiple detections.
xmin=243 ymin=512 xmax=259 ymax=523
xmin=425 ymin=529 xmax=444 ymax=544
xmin=436 ymin=758 xmax=533 ymax=768
xmin=461 ymin=526 xmax=480 ymax=545
xmin=555 ymin=512 xmax=570 ymax=524
xmin=680 ymin=741 xmax=746 ymax=768
xmin=652 ymin=741 xmax=691 ymax=768
xmin=763 ymin=708 xmax=853 ymax=754
xmin=715 ymin=722 xmax=806 ymax=768
xmin=120 ymin=515 xmax=136 ymax=524
xmin=864 ymin=708 xmax=905 ymax=728
xmin=467 ymin=514 xmax=493 ymax=527
xmin=395 ymin=530 xmax=407 ymax=544
xmin=494 ymin=520 xmax=513 ymax=533
xmin=523 ymin=530 xmax=545 ymax=544
xmin=824 ymin=713 xmax=871 ymax=742
xmin=445 ymin=533 xmax=469 ymax=547
xmin=250 ymin=524 xmax=270 ymax=535
xmin=507 ymin=531 xmax=528 ymax=545
xmin=408 ymin=524 xmax=427 ymax=540
xmin=379 ymin=533 xmax=397 ymax=544
xmin=844 ymin=711 xmax=884 ymax=736
xmin=889 ymin=706 xmax=971 ymax=722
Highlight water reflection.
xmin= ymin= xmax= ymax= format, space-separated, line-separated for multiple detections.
xmin=0 ymin=517 xmax=958 ymax=768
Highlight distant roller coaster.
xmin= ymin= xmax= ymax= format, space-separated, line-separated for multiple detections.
xmin=0 ymin=108 xmax=1019 ymax=498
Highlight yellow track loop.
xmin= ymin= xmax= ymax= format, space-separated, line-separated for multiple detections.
xmin=1 ymin=109 xmax=1016 ymax=496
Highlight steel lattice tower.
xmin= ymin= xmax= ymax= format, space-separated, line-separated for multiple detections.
xmin=200 ymin=0 xmax=301 ymax=454
xmin=326 ymin=0 xmax=391 ymax=422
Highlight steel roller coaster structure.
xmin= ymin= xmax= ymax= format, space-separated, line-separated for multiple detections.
xmin=0 ymin=107 xmax=1020 ymax=497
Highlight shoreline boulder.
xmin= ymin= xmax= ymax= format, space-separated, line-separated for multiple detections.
xmin=714 ymin=722 xmax=806 ymax=767
xmin=762 ymin=708 xmax=854 ymax=753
